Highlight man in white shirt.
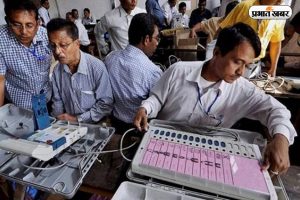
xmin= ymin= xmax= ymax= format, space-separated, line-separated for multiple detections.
xmin=66 ymin=12 xmax=90 ymax=51
xmin=134 ymin=23 xmax=296 ymax=176
xmin=38 ymin=0 xmax=50 ymax=27
xmin=95 ymin=0 xmax=145 ymax=55
xmin=162 ymin=0 xmax=178 ymax=27
xmin=178 ymin=2 xmax=189 ymax=27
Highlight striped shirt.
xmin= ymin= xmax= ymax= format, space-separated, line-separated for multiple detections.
xmin=51 ymin=51 xmax=113 ymax=123
xmin=105 ymin=45 xmax=162 ymax=123
xmin=0 ymin=25 xmax=52 ymax=109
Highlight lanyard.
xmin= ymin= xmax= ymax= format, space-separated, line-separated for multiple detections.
xmin=23 ymin=44 xmax=48 ymax=61
xmin=197 ymin=85 xmax=220 ymax=114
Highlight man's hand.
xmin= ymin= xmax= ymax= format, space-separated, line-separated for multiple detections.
xmin=261 ymin=134 xmax=290 ymax=176
xmin=57 ymin=113 xmax=78 ymax=122
xmin=267 ymin=68 xmax=276 ymax=78
xmin=133 ymin=107 xmax=149 ymax=132
xmin=189 ymin=29 xmax=197 ymax=38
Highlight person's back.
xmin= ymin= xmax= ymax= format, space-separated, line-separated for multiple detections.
xmin=146 ymin=0 xmax=165 ymax=28
xmin=105 ymin=13 xmax=162 ymax=131
xmin=0 ymin=0 xmax=52 ymax=109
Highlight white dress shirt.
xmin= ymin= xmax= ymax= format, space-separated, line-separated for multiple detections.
xmin=95 ymin=6 xmax=146 ymax=54
xmin=162 ymin=2 xmax=178 ymax=26
xmin=182 ymin=14 xmax=189 ymax=27
xmin=74 ymin=20 xmax=90 ymax=46
xmin=38 ymin=6 xmax=50 ymax=26
xmin=141 ymin=61 xmax=297 ymax=144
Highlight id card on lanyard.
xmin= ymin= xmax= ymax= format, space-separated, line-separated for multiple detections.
xmin=32 ymin=90 xmax=50 ymax=130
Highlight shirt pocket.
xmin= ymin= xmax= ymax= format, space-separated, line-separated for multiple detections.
xmin=80 ymin=90 xmax=96 ymax=110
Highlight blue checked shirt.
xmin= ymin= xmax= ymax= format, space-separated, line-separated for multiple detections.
xmin=105 ymin=45 xmax=162 ymax=123
xmin=51 ymin=52 xmax=113 ymax=123
xmin=0 ymin=25 xmax=52 ymax=109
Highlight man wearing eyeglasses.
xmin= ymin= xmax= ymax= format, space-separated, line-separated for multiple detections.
xmin=47 ymin=18 xmax=113 ymax=123
xmin=0 ymin=0 xmax=52 ymax=109
xmin=134 ymin=23 xmax=296 ymax=177
xmin=105 ymin=13 xmax=162 ymax=133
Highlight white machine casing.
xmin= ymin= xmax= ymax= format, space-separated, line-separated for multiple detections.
xmin=0 ymin=124 xmax=87 ymax=161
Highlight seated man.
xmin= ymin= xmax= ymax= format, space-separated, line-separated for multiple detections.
xmin=105 ymin=13 xmax=162 ymax=133
xmin=134 ymin=23 xmax=296 ymax=176
xmin=178 ymin=2 xmax=189 ymax=28
xmin=47 ymin=18 xmax=113 ymax=123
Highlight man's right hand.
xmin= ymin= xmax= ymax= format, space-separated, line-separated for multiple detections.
xmin=189 ymin=29 xmax=197 ymax=38
xmin=133 ymin=107 xmax=149 ymax=132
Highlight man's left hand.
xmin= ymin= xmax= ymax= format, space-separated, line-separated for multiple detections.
xmin=261 ymin=134 xmax=290 ymax=176
xmin=57 ymin=113 xmax=78 ymax=122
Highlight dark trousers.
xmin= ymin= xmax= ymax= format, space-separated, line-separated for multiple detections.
xmin=110 ymin=116 xmax=135 ymax=135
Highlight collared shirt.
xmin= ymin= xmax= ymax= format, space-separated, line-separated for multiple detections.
xmin=146 ymin=0 xmax=165 ymax=28
xmin=105 ymin=45 xmax=162 ymax=123
xmin=96 ymin=6 xmax=146 ymax=54
xmin=162 ymin=2 xmax=178 ymax=26
xmin=82 ymin=15 xmax=95 ymax=25
xmin=219 ymin=0 xmax=285 ymax=58
xmin=74 ymin=20 xmax=90 ymax=46
xmin=0 ymin=25 xmax=52 ymax=109
xmin=141 ymin=61 xmax=296 ymax=144
xmin=38 ymin=6 xmax=50 ymax=26
xmin=51 ymin=51 xmax=113 ymax=123
xmin=181 ymin=14 xmax=189 ymax=27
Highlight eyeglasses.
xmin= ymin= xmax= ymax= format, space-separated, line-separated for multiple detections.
xmin=49 ymin=40 xmax=76 ymax=51
xmin=9 ymin=22 xmax=36 ymax=31
xmin=152 ymin=35 xmax=161 ymax=43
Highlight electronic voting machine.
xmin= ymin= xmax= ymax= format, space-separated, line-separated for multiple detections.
xmin=129 ymin=124 xmax=280 ymax=200
xmin=0 ymin=104 xmax=114 ymax=198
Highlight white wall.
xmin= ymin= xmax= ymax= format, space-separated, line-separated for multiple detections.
xmin=49 ymin=0 xmax=112 ymax=20
xmin=0 ymin=1 xmax=5 ymax=25
xmin=50 ymin=0 xmax=148 ymax=21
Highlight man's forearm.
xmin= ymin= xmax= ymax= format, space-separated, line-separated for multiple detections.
xmin=269 ymin=41 xmax=281 ymax=77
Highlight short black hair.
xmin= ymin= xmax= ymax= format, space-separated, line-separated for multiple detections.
xmin=290 ymin=11 xmax=300 ymax=28
xmin=5 ymin=0 xmax=39 ymax=21
xmin=71 ymin=9 xmax=78 ymax=13
xmin=40 ymin=0 xmax=48 ymax=5
xmin=47 ymin=18 xmax=79 ymax=40
xmin=216 ymin=22 xmax=261 ymax=57
xmin=128 ymin=13 xmax=159 ymax=46
xmin=225 ymin=1 xmax=239 ymax=17
xmin=84 ymin=8 xmax=90 ymax=13
xmin=179 ymin=2 xmax=186 ymax=9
